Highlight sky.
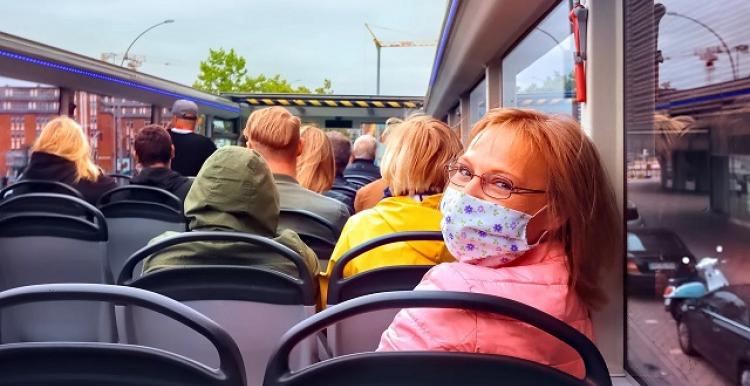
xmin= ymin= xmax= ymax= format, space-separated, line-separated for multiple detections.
xmin=0 ymin=0 xmax=447 ymax=96
xmin=656 ymin=0 xmax=750 ymax=89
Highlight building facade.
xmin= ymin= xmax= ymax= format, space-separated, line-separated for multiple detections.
xmin=0 ymin=86 xmax=168 ymax=177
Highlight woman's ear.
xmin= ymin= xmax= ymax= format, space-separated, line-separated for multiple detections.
xmin=527 ymin=206 xmax=564 ymax=244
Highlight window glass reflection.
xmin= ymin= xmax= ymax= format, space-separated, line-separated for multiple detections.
xmin=502 ymin=1 xmax=578 ymax=119
xmin=625 ymin=1 xmax=750 ymax=385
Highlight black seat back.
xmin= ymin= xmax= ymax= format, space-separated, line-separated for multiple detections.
xmin=0 ymin=191 xmax=97 ymax=220
xmin=279 ymin=209 xmax=338 ymax=261
xmin=0 ymin=180 xmax=83 ymax=201
xmin=0 ymin=194 xmax=112 ymax=343
xmin=118 ymin=232 xmax=318 ymax=386
xmin=98 ymin=185 xmax=182 ymax=219
xmin=344 ymin=175 xmax=375 ymax=189
xmin=107 ymin=174 xmax=131 ymax=186
xmin=98 ymin=186 xmax=186 ymax=278
xmin=326 ymin=231 xmax=441 ymax=356
xmin=327 ymin=231 xmax=443 ymax=305
xmin=0 ymin=283 xmax=245 ymax=386
xmin=265 ymin=291 xmax=612 ymax=386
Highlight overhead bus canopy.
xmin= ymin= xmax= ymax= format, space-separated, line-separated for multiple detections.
xmin=223 ymin=93 xmax=423 ymax=127
xmin=0 ymin=32 xmax=239 ymax=119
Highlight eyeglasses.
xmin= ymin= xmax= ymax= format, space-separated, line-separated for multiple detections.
xmin=445 ymin=161 xmax=546 ymax=199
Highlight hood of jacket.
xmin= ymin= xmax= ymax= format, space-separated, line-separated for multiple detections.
xmin=23 ymin=152 xmax=77 ymax=183
xmin=131 ymin=167 xmax=189 ymax=193
xmin=372 ymin=194 xmax=448 ymax=260
xmin=185 ymin=146 xmax=279 ymax=235
xmin=143 ymin=146 xmax=320 ymax=277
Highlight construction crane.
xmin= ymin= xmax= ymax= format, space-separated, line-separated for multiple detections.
xmin=100 ymin=52 xmax=145 ymax=70
xmin=365 ymin=23 xmax=436 ymax=95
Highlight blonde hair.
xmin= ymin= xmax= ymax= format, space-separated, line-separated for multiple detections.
xmin=380 ymin=115 xmax=462 ymax=196
xmin=32 ymin=116 xmax=101 ymax=182
xmin=297 ymin=125 xmax=335 ymax=193
xmin=243 ymin=106 xmax=301 ymax=157
xmin=470 ymin=108 xmax=621 ymax=310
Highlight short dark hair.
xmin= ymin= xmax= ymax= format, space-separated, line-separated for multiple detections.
xmin=326 ymin=131 xmax=351 ymax=175
xmin=134 ymin=124 xmax=172 ymax=166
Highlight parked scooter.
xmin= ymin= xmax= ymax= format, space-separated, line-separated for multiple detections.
xmin=663 ymin=257 xmax=729 ymax=320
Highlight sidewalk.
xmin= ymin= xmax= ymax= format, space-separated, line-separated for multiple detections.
xmin=628 ymin=297 xmax=729 ymax=386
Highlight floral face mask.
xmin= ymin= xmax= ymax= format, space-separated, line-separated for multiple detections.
xmin=440 ymin=187 xmax=547 ymax=265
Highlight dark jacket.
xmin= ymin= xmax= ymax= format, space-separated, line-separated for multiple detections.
xmin=169 ymin=129 xmax=217 ymax=177
xmin=324 ymin=175 xmax=355 ymax=214
xmin=344 ymin=158 xmax=381 ymax=181
xmin=21 ymin=152 xmax=117 ymax=204
xmin=142 ymin=146 xmax=320 ymax=278
xmin=130 ymin=167 xmax=192 ymax=202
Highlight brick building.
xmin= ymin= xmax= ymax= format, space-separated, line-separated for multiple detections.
xmin=0 ymin=86 xmax=167 ymax=177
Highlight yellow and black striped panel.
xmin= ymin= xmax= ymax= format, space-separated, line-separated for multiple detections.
xmin=245 ymin=97 xmax=422 ymax=109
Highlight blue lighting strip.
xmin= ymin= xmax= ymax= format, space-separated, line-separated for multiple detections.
xmin=0 ymin=49 xmax=240 ymax=114
xmin=656 ymin=86 xmax=750 ymax=110
xmin=429 ymin=0 xmax=460 ymax=87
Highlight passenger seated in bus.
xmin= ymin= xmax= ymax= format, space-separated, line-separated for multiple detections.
xmin=323 ymin=131 xmax=356 ymax=214
xmin=130 ymin=124 xmax=192 ymax=202
xmin=243 ymin=106 xmax=350 ymax=233
xmin=353 ymin=119 xmax=399 ymax=212
xmin=141 ymin=146 xmax=320 ymax=278
xmin=378 ymin=108 xmax=620 ymax=378
xmin=319 ymin=115 xmax=462 ymax=307
xmin=168 ymin=99 xmax=217 ymax=177
xmin=20 ymin=116 xmax=116 ymax=204
xmin=344 ymin=134 xmax=381 ymax=181
xmin=296 ymin=125 xmax=335 ymax=194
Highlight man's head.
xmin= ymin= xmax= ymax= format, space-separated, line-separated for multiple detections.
xmin=243 ymin=107 xmax=302 ymax=175
xmin=133 ymin=124 xmax=174 ymax=168
xmin=351 ymin=134 xmax=377 ymax=161
xmin=326 ymin=131 xmax=351 ymax=176
xmin=170 ymin=99 xmax=199 ymax=131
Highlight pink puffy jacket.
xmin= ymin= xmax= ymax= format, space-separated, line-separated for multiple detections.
xmin=377 ymin=241 xmax=593 ymax=378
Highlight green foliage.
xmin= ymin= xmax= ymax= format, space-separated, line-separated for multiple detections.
xmin=193 ymin=48 xmax=333 ymax=94
xmin=516 ymin=71 xmax=574 ymax=94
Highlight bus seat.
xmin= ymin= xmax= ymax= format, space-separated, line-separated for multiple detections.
xmin=107 ymin=173 xmax=131 ymax=186
xmin=265 ymin=291 xmax=612 ymax=386
xmin=0 ymin=179 xmax=84 ymax=201
xmin=0 ymin=283 xmax=245 ymax=386
xmin=325 ymin=231 xmax=441 ymax=356
xmin=0 ymin=194 xmax=113 ymax=343
xmin=279 ymin=209 xmax=338 ymax=263
xmin=118 ymin=231 xmax=318 ymax=386
xmin=97 ymin=185 xmax=187 ymax=279
xmin=343 ymin=174 xmax=376 ymax=189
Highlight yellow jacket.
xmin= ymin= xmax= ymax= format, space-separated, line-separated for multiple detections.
xmin=319 ymin=194 xmax=454 ymax=307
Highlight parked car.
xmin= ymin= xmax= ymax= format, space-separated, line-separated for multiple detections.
xmin=672 ymin=284 xmax=750 ymax=386
xmin=627 ymin=228 xmax=696 ymax=295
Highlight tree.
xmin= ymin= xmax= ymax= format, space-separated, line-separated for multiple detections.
xmin=193 ymin=48 xmax=333 ymax=94
xmin=517 ymin=71 xmax=575 ymax=94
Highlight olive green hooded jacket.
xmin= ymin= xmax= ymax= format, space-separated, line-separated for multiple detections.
xmin=142 ymin=146 xmax=320 ymax=278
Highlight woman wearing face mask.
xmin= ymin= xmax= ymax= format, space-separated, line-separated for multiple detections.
xmin=378 ymin=108 xmax=620 ymax=378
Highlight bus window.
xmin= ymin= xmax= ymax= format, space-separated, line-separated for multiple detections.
xmin=625 ymin=1 xmax=750 ymax=385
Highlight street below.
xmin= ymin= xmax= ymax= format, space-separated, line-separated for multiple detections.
xmin=626 ymin=179 xmax=750 ymax=385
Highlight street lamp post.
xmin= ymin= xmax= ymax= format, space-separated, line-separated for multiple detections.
xmin=120 ymin=19 xmax=174 ymax=67
xmin=115 ymin=19 xmax=173 ymax=173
